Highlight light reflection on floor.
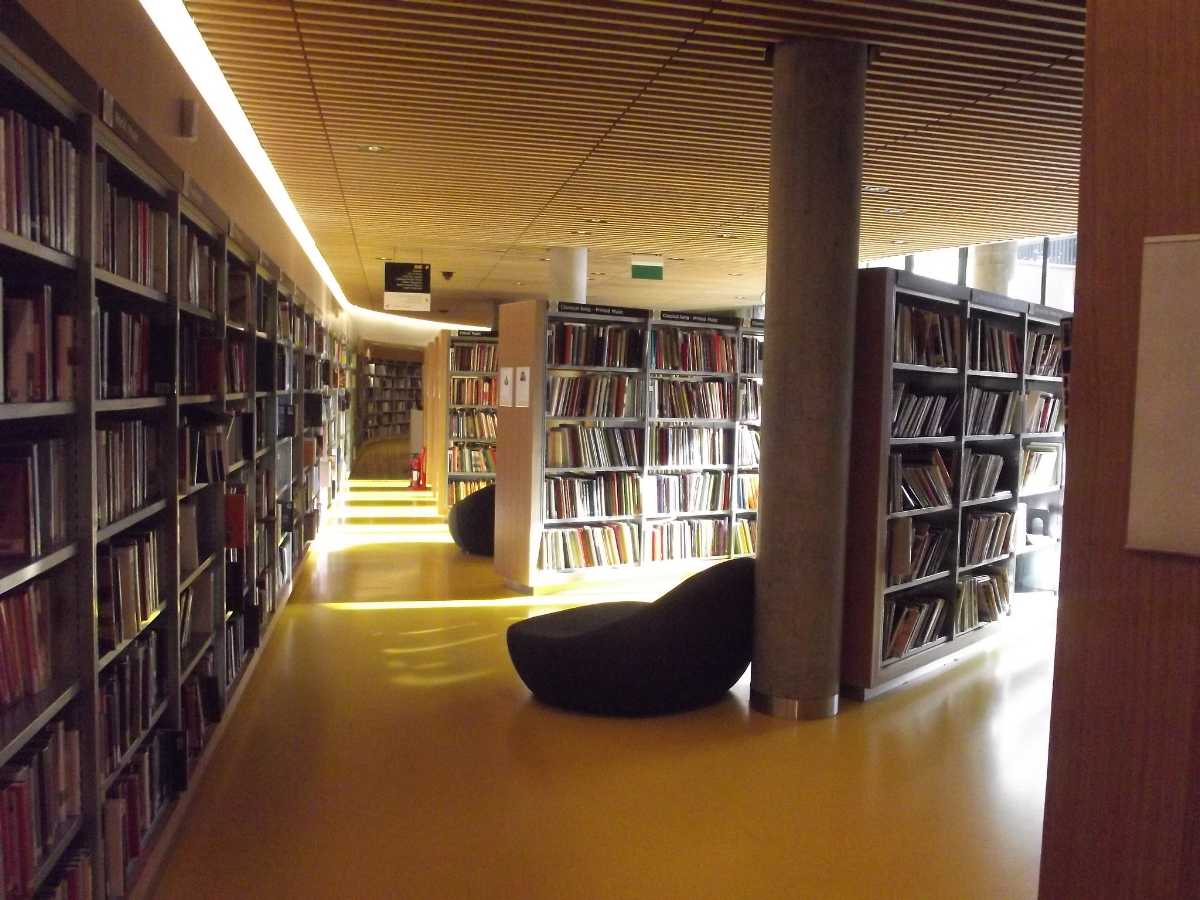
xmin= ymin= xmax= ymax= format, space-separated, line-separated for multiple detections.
xmin=152 ymin=477 xmax=1058 ymax=900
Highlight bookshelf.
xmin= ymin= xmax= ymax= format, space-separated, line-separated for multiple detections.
xmin=495 ymin=301 xmax=763 ymax=591
xmin=842 ymin=269 xmax=1068 ymax=699
xmin=359 ymin=357 xmax=420 ymax=444
xmin=445 ymin=332 xmax=497 ymax=509
xmin=0 ymin=24 xmax=356 ymax=897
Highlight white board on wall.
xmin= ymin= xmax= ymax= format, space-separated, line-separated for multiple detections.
xmin=1126 ymin=234 xmax=1200 ymax=556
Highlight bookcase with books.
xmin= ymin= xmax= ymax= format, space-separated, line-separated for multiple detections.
xmin=842 ymin=268 xmax=1068 ymax=699
xmin=445 ymin=332 xmax=497 ymax=507
xmin=360 ymin=358 xmax=420 ymax=443
xmin=0 ymin=15 xmax=356 ymax=895
xmin=495 ymin=301 xmax=764 ymax=591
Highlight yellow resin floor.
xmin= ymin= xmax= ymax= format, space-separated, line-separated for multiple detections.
xmin=150 ymin=477 xmax=1055 ymax=899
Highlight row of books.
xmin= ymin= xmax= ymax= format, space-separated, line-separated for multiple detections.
xmin=647 ymin=518 xmax=729 ymax=561
xmin=450 ymin=343 xmax=495 ymax=372
xmin=963 ymin=449 xmax=1005 ymax=500
xmin=179 ymin=418 xmax=227 ymax=491
xmin=181 ymin=222 xmax=218 ymax=311
xmin=736 ymin=474 xmax=759 ymax=510
xmin=98 ymin=530 xmax=163 ymax=652
xmin=882 ymin=594 xmax=947 ymax=660
xmin=545 ymin=425 xmax=641 ymax=469
xmin=226 ymin=340 xmax=248 ymax=393
xmin=888 ymin=520 xmax=952 ymax=585
xmin=98 ymin=307 xmax=160 ymax=400
xmin=649 ymin=425 xmax=727 ymax=468
xmin=226 ymin=613 xmax=246 ymax=687
xmin=97 ymin=420 xmax=160 ymax=526
xmin=955 ymin=571 xmax=1011 ymax=632
xmin=1027 ymin=332 xmax=1063 ymax=377
xmin=649 ymin=472 xmax=730 ymax=514
xmin=3 ymin=284 xmax=75 ymax=402
xmin=100 ymin=630 xmax=165 ymax=777
xmin=547 ymin=322 xmax=643 ymax=368
xmin=228 ymin=268 xmax=252 ymax=326
xmin=1026 ymin=392 xmax=1063 ymax=433
xmin=96 ymin=157 xmax=170 ymax=292
xmin=1022 ymin=443 xmax=1063 ymax=492
xmin=450 ymin=375 xmax=495 ymax=406
xmin=448 ymin=480 xmax=490 ymax=504
xmin=0 ymin=580 xmax=51 ymax=708
xmin=104 ymin=730 xmax=174 ymax=898
xmin=963 ymin=511 xmax=1013 ymax=564
xmin=738 ymin=380 xmax=761 ymax=420
xmin=179 ymin=324 xmax=223 ymax=396
xmin=892 ymin=385 xmax=959 ymax=438
xmin=888 ymin=449 xmax=953 ymax=512
xmin=652 ymin=378 xmax=732 ymax=420
xmin=540 ymin=522 xmax=640 ymax=570
xmin=0 ymin=716 xmax=83 ymax=899
xmin=448 ymin=444 xmax=496 ymax=474
xmin=894 ymin=304 xmax=960 ymax=369
xmin=544 ymin=473 xmax=641 ymax=520
xmin=732 ymin=518 xmax=757 ymax=555
xmin=449 ymin=410 xmax=496 ymax=441
xmin=969 ymin=319 xmax=1021 ymax=373
xmin=364 ymin=362 xmax=419 ymax=376
xmin=0 ymin=109 xmax=79 ymax=254
xmin=648 ymin=327 xmax=736 ymax=372
xmin=740 ymin=335 xmax=763 ymax=376
xmin=0 ymin=438 xmax=68 ymax=558
xmin=966 ymin=386 xmax=1018 ymax=435
xmin=547 ymin=373 xmax=641 ymax=418
xmin=739 ymin=427 xmax=760 ymax=467
xmin=182 ymin=650 xmax=218 ymax=765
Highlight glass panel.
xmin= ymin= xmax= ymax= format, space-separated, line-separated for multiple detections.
xmin=1044 ymin=233 xmax=1077 ymax=311
xmin=910 ymin=247 xmax=960 ymax=283
xmin=861 ymin=254 xmax=908 ymax=269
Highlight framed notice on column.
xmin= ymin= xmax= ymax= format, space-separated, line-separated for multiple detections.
xmin=383 ymin=262 xmax=432 ymax=311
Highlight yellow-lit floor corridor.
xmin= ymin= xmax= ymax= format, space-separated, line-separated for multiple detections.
xmin=149 ymin=471 xmax=1056 ymax=899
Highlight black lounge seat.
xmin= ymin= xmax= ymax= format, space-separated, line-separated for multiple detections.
xmin=447 ymin=485 xmax=495 ymax=556
xmin=506 ymin=557 xmax=755 ymax=716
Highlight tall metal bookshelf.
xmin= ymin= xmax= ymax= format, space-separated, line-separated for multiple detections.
xmin=445 ymin=332 xmax=497 ymax=507
xmin=842 ymin=268 xmax=1067 ymax=699
xmin=495 ymin=301 xmax=763 ymax=592
xmin=0 ymin=18 xmax=355 ymax=896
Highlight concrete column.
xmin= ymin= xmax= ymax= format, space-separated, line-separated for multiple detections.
xmin=752 ymin=37 xmax=867 ymax=720
xmin=548 ymin=246 xmax=587 ymax=302
xmin=971 ymin=240 xmax=1018 ymax=294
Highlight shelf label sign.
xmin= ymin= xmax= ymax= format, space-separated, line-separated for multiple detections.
xmin=631 ymin=254 xmax=664 ymax=280
xmin=659 ymin=310 xmax=740 ymax=327
xmin=383 ymin=262 xmax=432 ymax=311
xmin=557 ymin=302 xmax=650 ymax=319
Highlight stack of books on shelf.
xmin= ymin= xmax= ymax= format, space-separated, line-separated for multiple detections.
xmin=740 ymin=335 xmax=763 ymax=375
xmin=650 ymin=425 xmax=728 ymax=467
xmin=449 ymin=409 xmax=496 ymax=440
xmin=955 ymin=571 xmax=1011 ymax=633
xmin=0 ymin=109 xmax=80 ymax=253
xmin=95 ymin=158 xmax=169 ymax=292
xmin=732 ymin=518 xmax=757 ymax=554
xmin=226 ymin=340 xmax=248 ymax=393
xmin=451 ymin=343 xmax=496 ymax=371
xmin=96 ymin=420 xmax=160 ymax=526
xmin=0 ymin=716 xmax=84 ymax=898
xmin=97 ymin=530 xmax=162 ymax=650
xmin=738 ymin=427 xmax=760 ymax=467
xmin=1027 ymin=332 xmax=1063 ymax=376
xmin=649 ymin=326 xmax=735 ymax=371
xmin=968 ymin=319 xmax=1021 ymax=373
xmin=98 ymin=307 xmax=159 ymax=399
xmin=736 ymin=473 xmax=759 ymax=510
xmin=179 ymin=324 xmax=223 ymax=395
xmin=0 ymin=438 xmax=68 ymax=557
xmin=962 ymin=450 xmax=1005 ymax=501
xmin=539 ymin=522 xmax=640 ymax=570
xmin=182 ymin=650 xmax=218 ymax=768
xmin=548 ymin=322 xmax=643 ymax=367
xmin=448 ymin=480 xmax=491 ymax=504
xmin=225 ymin=614 xmax=245 ymax=686
xmin=648 ymin=518 xmax=729 ymax=561
xmin=178 ymin=417 xmax=227 ymax=491
xmin=882 ymin=594 xmax=947 ymax=660
xmin=545 ymin=424 xmax=641 ymax=469
xmin=450 ymin=376 xmax=495 ymax=405
xmin=228 ymin=268 xmax=252 ymax=325
xmin=99 ymin=629 xmax=166 ymax=777
xmin=648 ymin=472 xmax=730 ymax=514
xmin=888 ymin=448 xmax=953 ymax=512
xmin=547 ymin=373 xmax=641 ymax=418
xmin=104 ymin=728 xmax=174 ymax=898
xmin=1021 ymin=443 xmax=1063 ymax=493
xmin=181 ymin=223 xmax=217 ymax=311
xmin=652 ymin=378 xmax=732 ymax=419
xmin=0 ymin=579 xmax=51 ymax=705
xmin=738 ymin=379 xmax=761 ymax=420
xmin=448 ymin=444 xmax=495 ymax=474
xmin=887 ymin=520 xmax=951 ymax=585
xmin=965 ymin=386 xmax=1019 ymax=435
xmin=3 ymin=284 xmax=77 ymax=403
xmin=1024 ymin=393 xmax=1063 ymax=433
xmin=545 ymin=472 xmax=641 ymax=520
xmin=962 ymin=511 xmax=1013 ymax=564
xmin=894 ymin=304 xmax=960 ymax=368
xmin=891 ymin=385 xmax=959 ymax=438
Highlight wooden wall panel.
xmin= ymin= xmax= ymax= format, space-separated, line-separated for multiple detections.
xmin=1039 ymin=1 xmax=1200 ymax=896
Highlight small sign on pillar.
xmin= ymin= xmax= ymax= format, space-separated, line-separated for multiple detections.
xmin=631 ymin=254 xmax=664 ymax=280
xmin=383 ymin=262 xmax=432 ymax=311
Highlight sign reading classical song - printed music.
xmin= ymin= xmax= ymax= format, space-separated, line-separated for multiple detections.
xmin=659 ymin=311 xmax=740 ymax=327
xmin=556 ymin=302 xmax=651 ymax=319
xmin=383 ymin=262 xmax=432 ymax=312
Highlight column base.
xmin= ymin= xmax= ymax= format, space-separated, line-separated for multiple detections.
xmin=749 ymin=688 xmax=839 ymax=720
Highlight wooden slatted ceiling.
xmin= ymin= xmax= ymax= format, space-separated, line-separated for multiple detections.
xmin=184 ymin=0 xmax=1084 ymax=316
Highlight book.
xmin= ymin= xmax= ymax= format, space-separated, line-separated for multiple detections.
xmin=547 ymin=322 xmax=643 ymax=368
xmin=649 ymin=326 xmax=736 ymax=372
xmin=894 ymin=303 xmax=961 ymax=368
xmin=539 ymin=522 xmax=641 ymax=569
xmin=649 ymin=425 xmax=729 ymax=467
xmin=96 ymin=420 xmax=160 ymax=526
xmin=97 ymin=529 xmax=162 ymax=651
xmin=891 ymin=384 xmax=960 ymax=438
xmin=0 ymin=109 xmax=78 ymax=254
xmin=648 ymin=518 xmax=728 ymax=561
xmin=883 ymin=594 xmax=947 ymax=659
xmin=0 ymin=439 xmax=67 ymax=558
xmin=179 ymin=499 xmax=200 ymax=574
xmin=955 ymin=571 xmax=1012 ymax=633
xmin=962 ymin=449 xmax=1006 ymax=500
xmin=968 ymin=318 xmax=1021 ymax=373
xmin=450 ymin=343 xmax=496 ymax=371
xmin=651 ymin=377 xmax=732 ymax=419
xmin=3 ymin=285 xmax=52 ymax=402
xmin=962 ymin=511 xmax=1014 ymax=564
xmin=544 ymin=472 xmax=643 ymax=519
xmin=646 ymin=472 xmax=728 ymax=515
xmin=888 ymin=448 xmax=953 ymax=511
xmin=0 ymin=579 xmax=52 ymax=707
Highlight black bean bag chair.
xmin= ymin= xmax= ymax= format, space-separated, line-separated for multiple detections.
xmin=506 ymin=557 xmax=755 ymax=716
xmin=447 ymin=485 xmax=495 ymax=556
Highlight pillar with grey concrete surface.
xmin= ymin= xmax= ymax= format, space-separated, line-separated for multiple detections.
xmin=971 ymin=240 xmax=1018 ymax=294
xmin=548 ymin=246 xmax=588 ymax=303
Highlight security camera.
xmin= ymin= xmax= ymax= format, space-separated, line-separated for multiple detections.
xmin=442 ymin=271 xmax=454 ymax=281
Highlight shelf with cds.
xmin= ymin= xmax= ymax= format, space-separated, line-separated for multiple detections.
xmin=843 ymin=268 xmax=1068 ymax=700
xmin=0 ymin=18 xmax=361 ymax=897
xmin=494 ymin=301 xmax=763 ymax=590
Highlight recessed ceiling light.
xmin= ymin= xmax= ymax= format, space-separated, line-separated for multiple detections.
xmin=667 ymin=257 xmax=685 ymax=262
xmin=585 ymin=217 xmax=608 ymax=224
xmin=361 ymin=144 xmax=385 ymax=153
xmin=716 ymin=232 xmax=735 ymax=239
xmin=728 ymin=272 xmax=744 ymax=277
xmin=538 ymin=257 xmax=549 ymax=262
xmin=864 ymin=185 xmax=890 ymax=194
xmin=569 ymin=229 xmax=590 ymax=236
xmin=892 ymin=239 xmax=908 ymax=245
xmin=376 ymin=256 xmax=391 ymax=261
xmin=882 ymin=207 xmax=905 ymax=215
xmin=515 ymin=281 xmax=525 ymax=286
